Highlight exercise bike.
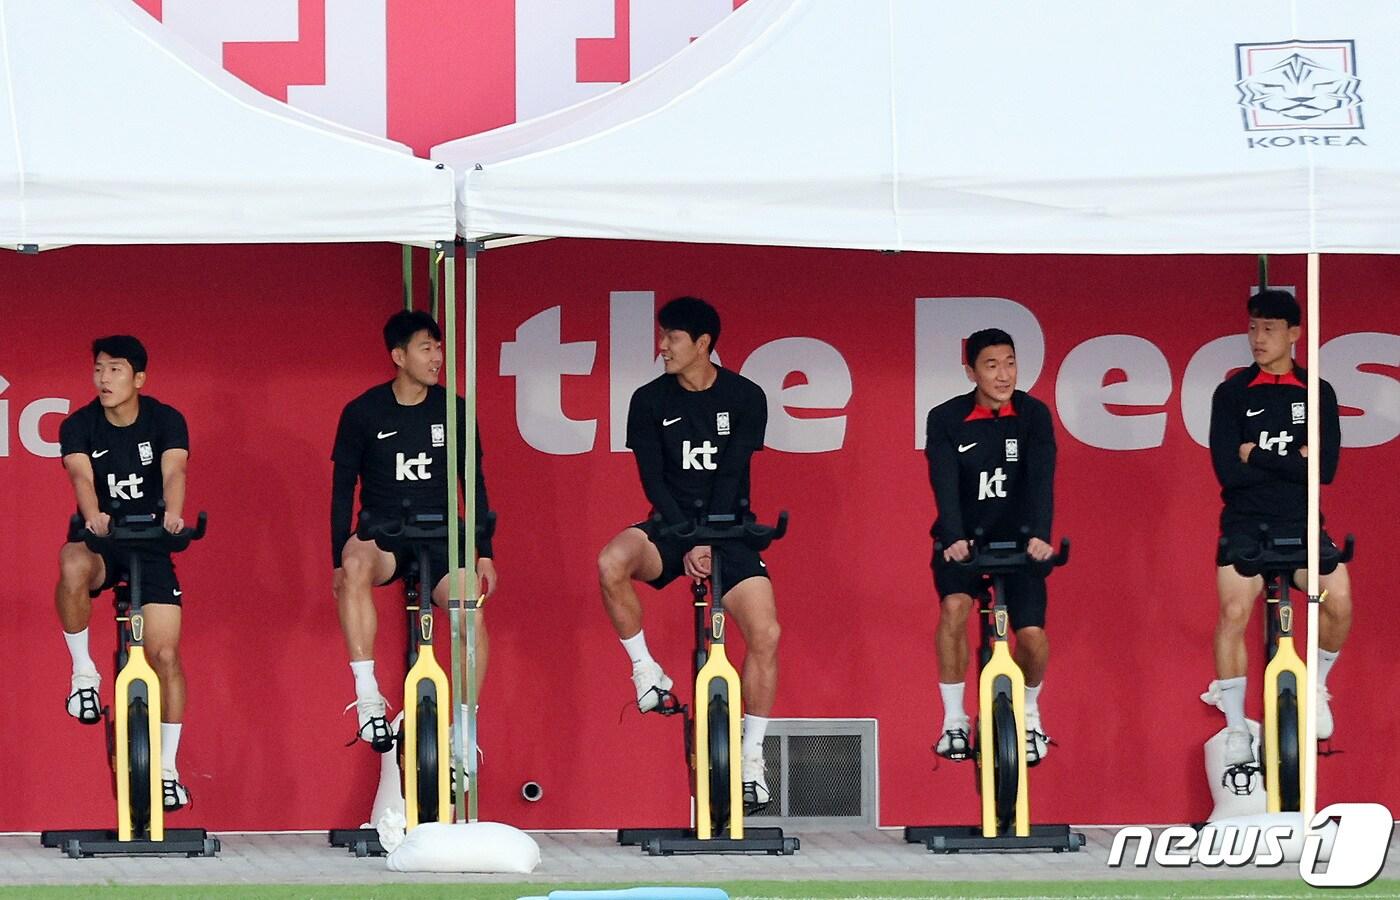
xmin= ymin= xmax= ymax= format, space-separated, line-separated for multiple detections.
xmin=41 ymin=508 xmax=218 ymax=858
xmin=905 ymin=528 xmax=1083 ymax=853
xmin=330 ymin=504 xmax=494 ymax=857
xmin=1220 ymin=525 xmax=1353 ymax=813
xmin=618 ymin=503 xmax=799 ymax=856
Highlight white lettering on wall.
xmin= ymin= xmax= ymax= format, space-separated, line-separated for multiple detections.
xmin=739 ymin=338 xmax=852 ymax=453
xmin=499 ymin=306 xmax=598 ymax=455
xmin=1056 ymin=335 xmax=1172 ymax=451
xmin=0 ymin=375 xmax=69 ymax=458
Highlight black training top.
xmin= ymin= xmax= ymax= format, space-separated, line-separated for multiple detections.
xmin=1209 ymin=363 xmax=1340 ymax=530
xmin=330 ymin=382 xmax=492 ymax=566
xmin=625 ymin=367 xmax=767 ymax=526
xmin=924 ymin=389 xmax=1056 ymax=547
xmin=58 ymin=395 xmax=189 ymax=519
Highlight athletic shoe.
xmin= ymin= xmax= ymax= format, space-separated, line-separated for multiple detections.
xmin=742 ymin=751 xmax=771 ymax=811
xmin=66 ymin=670 xmax=101 ymax=724
xmin=162 ymin=769 xmax=190 ymax=811
xmin=1025 ymin=713 xmax=1050 ymax=766
xmin=631 ymin=661 xmax=675 ymax=714
xmin=935 ymin=718 xmax=971 ymax=761
xmin=346 ymin=695 xmax=394 ymax=752
xmin=1223 ymin=727 xmax=1255 ymax=767
xmin=1316 ymin=686 xmax=1334 ymax=741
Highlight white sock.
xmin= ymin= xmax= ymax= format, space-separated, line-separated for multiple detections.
xmin=1219 ymin=676 xmax=1248 ymax=731
xmin=1024 ymin=681 xmax=1043 ymax=724
xmin=350 ymin=659 xmax=379 ymax=700
xmin=939 ymin=682 xmax=967 ymax=727
xmin=1317 ymin=649 xmax=1339 ymax=689
xmin=160 ymin=723 xmax=182 ymax=773
xmin=742 ymin=714 xmax=769 ymax=759
xmin=64 ymin=629 xmax=97 ymax=675
xmin=621 ymin=630 xmax=656 ymax=668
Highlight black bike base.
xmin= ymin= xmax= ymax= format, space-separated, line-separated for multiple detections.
xmin=328 ymin=827 xmax=385 ymax=857
xmin=40 ymin=828 xmax=220 ymax=858
xmin=617 ymin=826 xmax=798 ymax=856
xmin=904 ymin=824 xmax=1084 ymax=854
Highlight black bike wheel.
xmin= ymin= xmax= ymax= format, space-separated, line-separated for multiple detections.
xmin=128 ymin=696 xmax=151 ymax=835
xmin=708 ymin=696 xmax=731 ymax=835
xmin=1277 ymin=689 xmax=1301 ymax=812
xmin=992 ymin=694 xmax=1019 ymax=834
xmin=417 ymin=696 xmax=440 ymax=823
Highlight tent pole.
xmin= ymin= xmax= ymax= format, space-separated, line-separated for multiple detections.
xmin=462 ymin=239 xmax=481 ymax=823
xmin=402 ymin=245 xmax=414 ymax=310
xmin=430 ymin=249 xmax=442 ymax=322
xmin=441 ymin=240 xmax=466 ymax=823
xmin=1303 ymin=252 xmax=1321 ymax=829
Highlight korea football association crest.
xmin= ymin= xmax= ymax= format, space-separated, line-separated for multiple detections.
xmin=1236 ymin=40 xmax=1363 ymax=131
xmin=431 ymin=423 xmax=446 ymax=447
xmin=138 ymin=441 xmax=154 ymax=465
xmin=1004 ymin=438 xmax=1019 ymax=462
xmin=716 ymin=412 xmax=731 ymax=436
xmin=1291 ymin=402 xmax=1306 ymax=424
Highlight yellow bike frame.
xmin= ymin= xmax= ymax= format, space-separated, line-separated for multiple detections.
xmin=693 ymin=606 xmax=744 ymax=840
xmin=1263 ymin=598 xmax=1307 ymax=813
xmin=402 ymin=607 xmax=451 ymax=829
xmin=978 ymin=605 xmax=1029 ymax=838
xmin=114 ymin=612 xmax=163 ymax=842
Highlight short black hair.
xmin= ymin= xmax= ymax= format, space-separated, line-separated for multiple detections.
xmin=965 ymin=328 xmax=1015 ymax=367
xmin=1247 ymin=288 xmax=1301 ymax=327
xmin=383 ymin=309 xmax=443 ymax=353
xmin=658 ymin=296 xmax=721 ymax=352
xmin=91 ymin=335 xmax=148 ymax=374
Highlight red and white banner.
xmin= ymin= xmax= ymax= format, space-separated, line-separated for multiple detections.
xmin=133 ymin=0 xmax=747 ymax=155
xmin=3 ymin=242 xmax=1396 ymax=831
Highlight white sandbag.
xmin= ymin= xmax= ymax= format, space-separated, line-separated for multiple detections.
xmin=1205 ymin=812 xmax=1337 ymax=864
xmin=1204 ymin=720 xmax=1266 ymax=821
xmin=385 ymin=821 xmax=541 ymax=874
xmin=368 ymin=712 xmax=407 ymax=827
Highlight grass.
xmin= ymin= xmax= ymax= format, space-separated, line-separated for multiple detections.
xmin=1 ymin=881 xmax=1398 ymax=899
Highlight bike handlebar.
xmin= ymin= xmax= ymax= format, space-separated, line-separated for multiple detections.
xmin=357 ymin=498 xmax=497 ymax=550
xmin=935 ymin=527 xmax=1070 ymax=577
xmin=69 ymin=508 xmax=208 ymax=554
xmin=655 ymin=500 xmax=788 ymax=552
xmin=1225 ymin=524 xmax=1354 ymax=578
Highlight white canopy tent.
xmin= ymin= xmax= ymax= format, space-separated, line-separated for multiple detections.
xmin=0 ymin=0 xmax=454 ymax=249
xmin=434 ymin=0 xmax=1399 ymax=823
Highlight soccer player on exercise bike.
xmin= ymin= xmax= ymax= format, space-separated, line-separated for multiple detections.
xmin=55 ymin=335 xmax=194 ymax=810
xmin=926 ymin=328 xmax=1058 ymax=765
xmin=596 ymin=296 xmax=778 ymax=809
xmin=1208 ymin=288 xmax=1349 ymax=768
xmin=331 ymin=310 xmax=498 ymax=758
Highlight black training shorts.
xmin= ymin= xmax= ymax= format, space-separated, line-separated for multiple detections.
xmin=931 ymin=548 xmax=1047 ymax=630
xmin=90 ymin=548 xmax=183 ymax=607
xmin=633 ymin=519 xmax=770 ymax=599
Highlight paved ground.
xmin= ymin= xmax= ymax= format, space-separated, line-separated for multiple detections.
xmin=3 ymin=826 xmax=1396 ymax=888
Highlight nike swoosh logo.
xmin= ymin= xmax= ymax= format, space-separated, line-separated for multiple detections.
xmin=1246 ymin=409 xmax=1265 ymax=417
xmin=377 ymin=431 xmax=398 ymax=439
xmin=662 ymin=417 xmax=682 ymax=427
xmin=958 ymin=443 xmax=977 ymax=453
xmin=91 ymin=450 xmax=109 ymax=458
xmin=172 ymin=590 xmax=182 ymax=597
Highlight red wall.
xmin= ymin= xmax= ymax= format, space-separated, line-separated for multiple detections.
xmin=2 ymin=241 xmax=1396 ymax=831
